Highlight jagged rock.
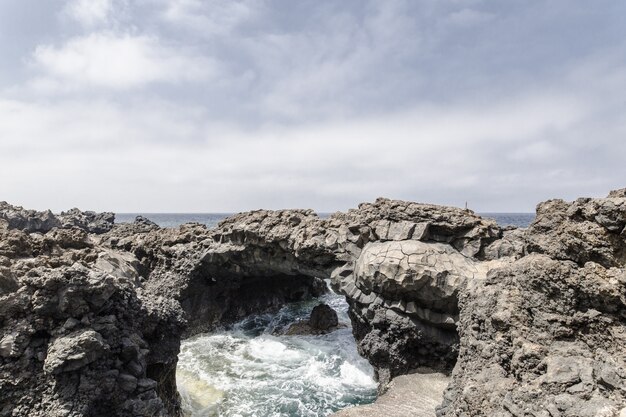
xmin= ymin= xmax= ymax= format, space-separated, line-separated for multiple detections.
xmin=526 ymin=197 xmax=626 ymax=267
xmin=0 ymin=258 xmax=182 ymax=416
xmin=483 ymin=227 xmax=526 ymax=260
xmin=436 ymin=253 xmax=626 ymax=416
xmin=0 ymin=201 xmax=60 ymax=233
xmin=43 ymin=227 xmax=91 ymax=250
xmin=58 ymin=208 xmax=115 ymax=234
xmin=608 ymin=188 xmax=626 ymax=198
xmin=134 ymin=216 xmax=159 ymax=227
xmin=1 ymin=192 xmax=625 ymax=417
xmin=0 ymin=202 xmax=115 ymax=235
xmin=309 ymin=303 xmax=339 ymax=330
xmin=44 ymin=329 xmax=108 ymax=374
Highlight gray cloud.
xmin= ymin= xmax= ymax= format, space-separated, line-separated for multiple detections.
xmin=0 ymin=0 xmax=625 ymax=212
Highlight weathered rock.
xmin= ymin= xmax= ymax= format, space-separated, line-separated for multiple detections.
xmin=483 ymin=227 xmax=526 ymax=260
xmin=44 ymin=329 xmax=108 ymax=374
xmin=58 ymin=208 xmax=115 ymax=234
xmin=0 ymin=202 xmax=114 ymax=235
xmin=0 ymin=265 xmax=18 ymax=294
xmin=134 ymin=215 xmax=159 ymax=228
xmin=526 ymin=197 xmax=626 ymax=267
xmin=436 ymin=253 xmax=626 ymax=416
xmin=0 ymin=251 xmax=182 ymax=416
xmin=2 ymin=191 xmax=625 ymax=417
xmin=0 ymin=201 xmax=61 ymax=233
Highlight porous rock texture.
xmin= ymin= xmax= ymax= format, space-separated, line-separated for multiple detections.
xmin=437 ymin=191 xmax=626 ymax=417
xmin=0 ymin=205 xmax=325 ymax=416
xmin=1 ymin=191 xmax=625 ymax=417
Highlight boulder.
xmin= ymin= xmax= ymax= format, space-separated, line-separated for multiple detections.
xmin=0 ymin=201 xmax=60 ymax=233
xmin=309 ymin=303 xmax=339 ymax=330
xmin=44 ymin=329 xmax=108 ymax=374
xmin=58 ymin=208 xmax=115 ymax=234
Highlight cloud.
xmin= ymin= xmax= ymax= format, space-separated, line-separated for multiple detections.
xmin=161 ymin=0 xmax=257 ymax=37
xmin=0 ymin=83 xmax=623 ymax=213
xmin=63 ymin=0 xmax=116 ymax=28
xmin=446 ymin=8 xmax=494 ymax=26
xmin=31 ymin=32 xmax=215 ymax=90
xmin=1 ymin=0 xmax=625 ymax=212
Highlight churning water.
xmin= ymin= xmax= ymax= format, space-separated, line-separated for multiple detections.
xmin=176 ymin=290 xmax=377 ymax=417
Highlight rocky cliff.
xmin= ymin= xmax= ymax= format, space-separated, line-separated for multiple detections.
xmin=0 ymin=191 xmax=624 ymax=417
xmin=437 ymin=192 xmax=626 ymax=417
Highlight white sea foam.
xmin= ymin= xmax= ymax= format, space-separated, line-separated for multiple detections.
xmin=177 ymin=290 xmax=377 ymax=416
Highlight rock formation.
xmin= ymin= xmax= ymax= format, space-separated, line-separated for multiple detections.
xmin=0 ymin=191 xmax=625 ymax=417
xmin=437 ymin=192 xmax=626 ymax=417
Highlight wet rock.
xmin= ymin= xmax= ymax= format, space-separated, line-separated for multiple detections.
xmin=309 ymin=303 xmax=339 ymax=330
xmin=284 ymin=304 xmax=343 ymax=336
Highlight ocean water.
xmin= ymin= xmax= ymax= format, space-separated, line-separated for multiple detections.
xmin=479 ymin=213 xmax=535 ymax=228
xmin=116 ymin=213 xmax=535 ymax=229
xmin=115 ymin=213 xmax=232 ymax=229
xmin=176 ymin=289 xmax=377 ymax=417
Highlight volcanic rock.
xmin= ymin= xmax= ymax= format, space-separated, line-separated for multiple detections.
xmin=1 ymin=191 xmax=625 ymax=417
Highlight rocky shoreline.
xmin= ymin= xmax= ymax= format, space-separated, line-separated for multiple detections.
xmin=1 ymin=190 xmax=625 ymax=416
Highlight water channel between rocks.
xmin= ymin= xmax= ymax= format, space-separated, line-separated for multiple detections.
xmin=176 ymin=288 xmax=377 ymax=417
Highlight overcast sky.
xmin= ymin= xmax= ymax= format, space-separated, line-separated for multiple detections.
xmin=0 ymin=0 xmax=625 ymax=213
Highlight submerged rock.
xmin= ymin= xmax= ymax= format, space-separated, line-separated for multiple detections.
xmin=310 ymin=303 xmax=339 ymax=330
xmin=285 ymin=303 xmax=341 ymax=335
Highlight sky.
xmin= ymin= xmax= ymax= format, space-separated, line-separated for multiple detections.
xmin=0 ymin=0 xmax=625 ymax=213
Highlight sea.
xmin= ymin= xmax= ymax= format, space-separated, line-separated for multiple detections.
xmin=115 ymin=212 xmax=533 ymax=417
xmin=176 ymin=289 xmax=376 ymax=417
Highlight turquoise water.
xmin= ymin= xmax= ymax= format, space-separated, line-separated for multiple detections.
xmin=176 ymin=290 xmax=377 ymax=417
